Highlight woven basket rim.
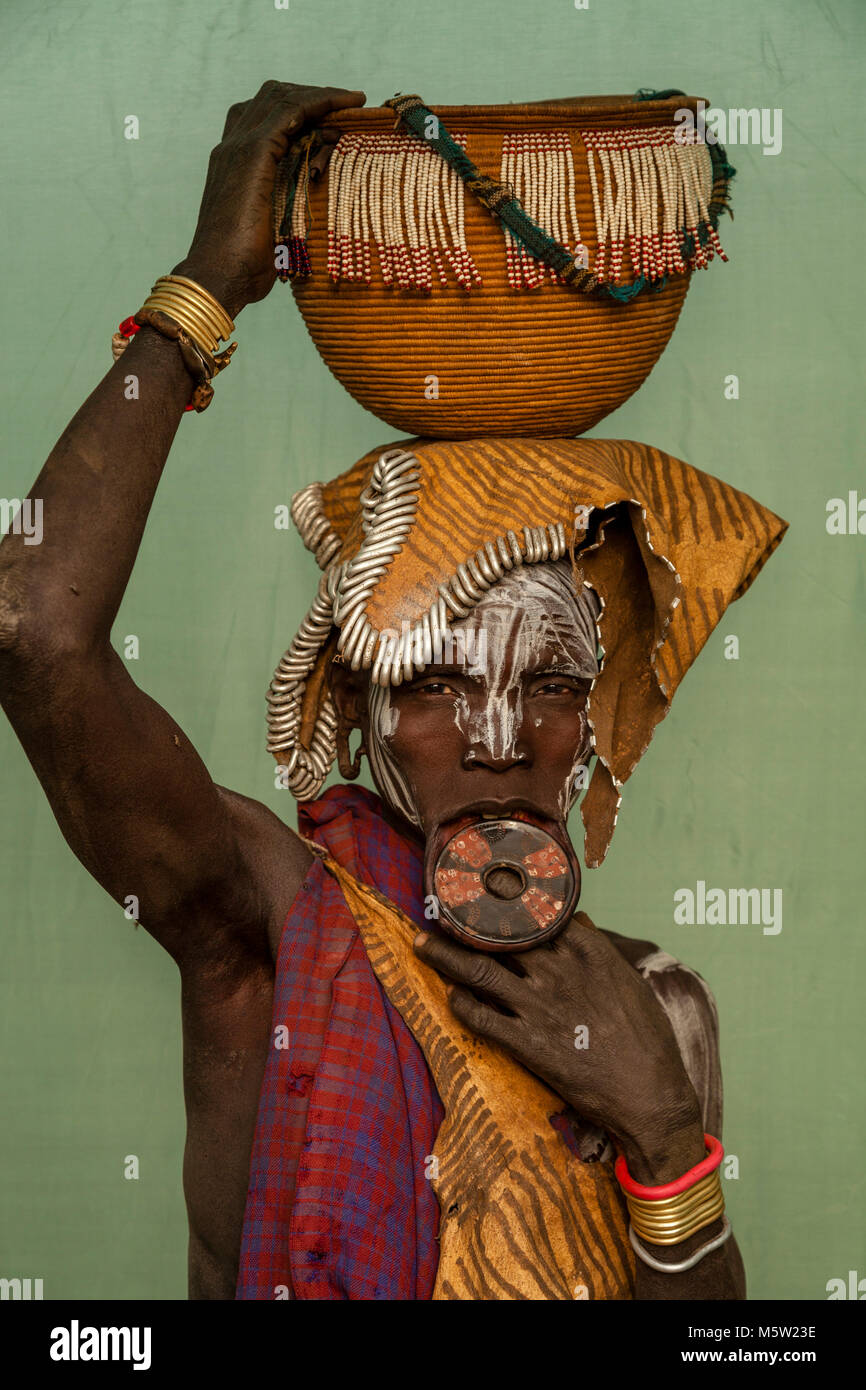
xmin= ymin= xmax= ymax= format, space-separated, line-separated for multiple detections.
xmin=324 ymin=94 xmax=705 ymax=130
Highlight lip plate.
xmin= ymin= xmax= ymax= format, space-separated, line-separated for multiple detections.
xmin=425 ymin=801 xmax=564 ymax=869
xmin=425 ymin=811 xmax=581 ymax=953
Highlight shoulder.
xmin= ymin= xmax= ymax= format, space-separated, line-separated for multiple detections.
xmin=597 ymin=924 xmax=660 ymax=968
xmin=598 ymin=927 xmax=718 ymax=1020
xmin=596 ymin=925 xmax=723 ymax=1136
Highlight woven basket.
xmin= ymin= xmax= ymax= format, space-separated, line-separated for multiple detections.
xmin=281 ymin=95 xmax=730 ymax=439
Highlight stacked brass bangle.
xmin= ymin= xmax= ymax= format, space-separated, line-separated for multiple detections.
xmin=113 ymin=275 xmax=237 ymax=413
xmin=142 ymin=275 xmax=234 ymax=356
xmin=624 ymin=1166 xmax=725 ymax=1246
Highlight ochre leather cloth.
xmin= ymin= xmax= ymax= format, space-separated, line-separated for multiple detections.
xmin=325 ymin=856 xmax=637 ymax=1300
xmin=293 ymin=436 xmax=787 ymax=864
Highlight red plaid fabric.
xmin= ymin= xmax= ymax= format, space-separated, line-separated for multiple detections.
xmin=235 ymin=785 xmax=444 ymax=1300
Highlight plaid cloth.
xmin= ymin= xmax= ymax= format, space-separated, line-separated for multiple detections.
xmin=235 ymin=785 xmax=444 ymax=1300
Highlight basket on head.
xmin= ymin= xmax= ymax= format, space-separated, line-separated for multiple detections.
xmin=276 ymin=93 xmax=734 ymax=440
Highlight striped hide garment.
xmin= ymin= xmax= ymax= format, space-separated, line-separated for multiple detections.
xmin=237 ymin=785 xmax=722 ymax=1299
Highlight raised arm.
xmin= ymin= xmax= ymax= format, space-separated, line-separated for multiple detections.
xmin=0 ymin=82 xmax=364 ymax=967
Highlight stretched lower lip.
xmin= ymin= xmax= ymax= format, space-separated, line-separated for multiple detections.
xmin=426 ymin=807 xmax=563 ymax=865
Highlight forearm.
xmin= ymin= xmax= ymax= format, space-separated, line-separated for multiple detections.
xmin=0 ymin=322 xmax=192 ymax=657
xmin=1 ymin=81 xmax=366 ymax=661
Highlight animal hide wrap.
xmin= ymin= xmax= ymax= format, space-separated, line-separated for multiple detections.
xmin=269 ymin=436 xmax=787 ymax=865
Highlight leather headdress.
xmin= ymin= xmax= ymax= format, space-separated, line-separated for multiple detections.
xmin=269 ymin=436 xmax=786 ymax=866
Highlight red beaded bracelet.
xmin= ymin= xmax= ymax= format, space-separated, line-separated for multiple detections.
xmin=615 ymin=1132 xmax=723 ymax=1200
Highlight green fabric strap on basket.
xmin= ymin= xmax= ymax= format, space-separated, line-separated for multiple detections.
xmin=385 ymin=91 xmax=735 ymax=304
xmin=384 ymin=92 xmax=600 ymax=295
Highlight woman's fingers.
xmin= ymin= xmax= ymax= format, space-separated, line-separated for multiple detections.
xmin=249 ymin=82 xmax=365 ymax=134
xmin=249 ymin=85 xmax=365 ymax=164
xmin=308 ymin=128 xmax=343 ymax=181
xmin=446 ymin=984 xmax=521 ymax=1051
xmin=221 ymin=100 xmax=249 ymax=140
xmin=413 ymin=931 xmax=522 ymax=1012
xmin=220 ymin=83 xmax=365 ymax=149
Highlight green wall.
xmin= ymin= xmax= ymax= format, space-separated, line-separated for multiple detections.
xmin=0 ymin=0 xmax=862 ymax=1300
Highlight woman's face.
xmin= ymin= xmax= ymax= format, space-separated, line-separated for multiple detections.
xmin=336 ymin=564 xmax=599 ymax=855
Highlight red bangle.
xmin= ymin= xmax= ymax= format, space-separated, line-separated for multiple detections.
xmin=117 ymin=317 xmax=196 ymax=412
xmin=615 ymin=1133 xmax=723 ymax=1200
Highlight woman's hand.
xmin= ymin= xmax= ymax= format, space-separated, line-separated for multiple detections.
xmin=173 ymin=80 xmax=365 ymax=318
xmin=414 ymin=915 xmax=707 ymax=1185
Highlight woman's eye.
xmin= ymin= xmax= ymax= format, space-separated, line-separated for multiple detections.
xmin=533 ymin=681 xmax=583 ymax=697
xmin=413 ymin=681 xmax=455 ymax=696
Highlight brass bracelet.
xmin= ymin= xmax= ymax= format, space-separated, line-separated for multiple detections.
xmin=145 ymin=291 xmax=223 ymax=353
xmin=629 ymin=1196 xmax=726 ymax=1245
xmin=112 ymin=279 xmax=237 ymax=413
xmin=625 ymin=1168 xmax=725 ymax=1246
xmin=139 ymin=275 xmax=235 ymax=356
xmin=626 ymin=1166 xmax=721 ymax=1215
xmin=160 ymin=274 xmax=234 ymax=339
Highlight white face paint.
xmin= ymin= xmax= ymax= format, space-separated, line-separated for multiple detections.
xmin=365 ymin=560 xmax=600 ymax=827
xmin=453 ymin=569 xmax=597 ymax=765
xmin=367 ymin=680 xmax=420 ymax=826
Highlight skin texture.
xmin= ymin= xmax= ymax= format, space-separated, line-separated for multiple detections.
xmin=0 ymin=81 xmax=743 ymax=1301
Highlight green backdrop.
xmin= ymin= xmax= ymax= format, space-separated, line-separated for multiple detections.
xmin=1 ymin=0 xmax=863 ymax=1301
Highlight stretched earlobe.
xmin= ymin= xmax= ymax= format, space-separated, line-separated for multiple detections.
xmin=329 ymin=658 xmax=368 ymax=780
xmin=336 ymin=709 xmax=365 ymax=780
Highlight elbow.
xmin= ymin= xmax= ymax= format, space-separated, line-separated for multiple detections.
xmin=0 ymin=592 xmax=30 ymax=709
xmin=0 ymin=570 xmax=48 ymax=661
xmin=0 ymin=571 xmax=104 ymax=693
xmin=0 ymin=582 xmax=74 ymax=690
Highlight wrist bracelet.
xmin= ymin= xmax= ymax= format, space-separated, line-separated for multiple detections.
xmin=615 ymin=1132 xmax=723 ymax=1199
xmin=616 ymin=1132 xmax=725 ymax=1245
xmin=629 ymin=1215 xmax=732 ymax=1274
xmin=111 ymin=276 xmax=236 ymax=413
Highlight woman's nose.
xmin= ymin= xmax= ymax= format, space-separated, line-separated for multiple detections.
xmin=456 ymin=689 xmax=533 ymax=770
xmin=461 ymin=739 xmax=531 ymax=771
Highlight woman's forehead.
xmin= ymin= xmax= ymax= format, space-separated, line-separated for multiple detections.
xmin=452 ymin=607 xmax=589 ymax=672
xmin=451 ymin=568 xmax=599 ymax=678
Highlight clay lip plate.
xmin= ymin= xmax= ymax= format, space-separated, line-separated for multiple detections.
xmin=422 ymin=811 xmax=578 ymax=950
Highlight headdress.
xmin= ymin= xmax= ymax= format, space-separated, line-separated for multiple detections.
xmin=268 ymin=436 xmax=786 ymax=865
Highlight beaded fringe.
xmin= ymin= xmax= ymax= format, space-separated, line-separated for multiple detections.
xmin=500 ymin=132 xmax=589 ymax=289
xmin=274 ymin=151 xmax=313 ymax=283
xmin=583 ymin=125 xmax=725 ymax=285
xmin=321 ymin=132 xmax=481 ymax=290
xmin=281 ymin=126 xmax=725 ymax=292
